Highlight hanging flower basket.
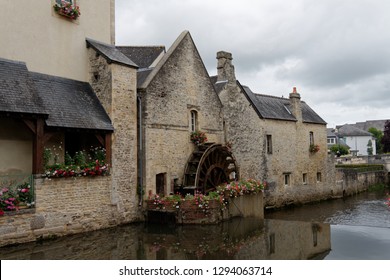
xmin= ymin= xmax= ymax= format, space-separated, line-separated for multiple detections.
xmin=53 ymin=1 xmax=81 ymax=20
xmin=190 ymin=130 xmax=207 ymax=146
xmin=309 ymin=144 xmax=320 ymax=153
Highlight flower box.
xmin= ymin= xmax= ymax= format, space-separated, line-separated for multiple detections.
xmin=53 ymin=1 xmax=80 ymax=20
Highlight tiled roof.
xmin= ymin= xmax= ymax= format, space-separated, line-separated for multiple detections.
xmin=117 ymin=46 xmax=165 ymax=69
xmin=0 ymin=58 xmax=48 ymax=116
xmin=86 ymin=38 xmax=138 ymax=68
xmin=31 ymin=72 xmax=114 ymax=131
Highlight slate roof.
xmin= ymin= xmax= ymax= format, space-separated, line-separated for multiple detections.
xmin=86 ymin=38 xmax=138 ymax=68
xmin=354 ymin=120 xmax=389 ymax=132
xmin=31 ymin=72 xmax=114 ymax=131
xmin=137 ymin=68 xmax=154 ymax=87
xmin=0 ymin=58 xmax=48 ymax=116
xmin=337 ymin=124 xmax=373 ymax=137
xmin=211 ymin=76 xmax=326 ymax=124
xmin=0 ymin=57 xmax=113 ymax=131
xmin=242 ymin=85 xmax=327 ymax=124
xmin=327 ymin=128 xmax=337 ymax=138
xmin=117 ymin=46 xmax=165 ymax=69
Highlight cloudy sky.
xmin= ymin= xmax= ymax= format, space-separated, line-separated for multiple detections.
xmin=115 ymin=0 xmax=390 ymax=128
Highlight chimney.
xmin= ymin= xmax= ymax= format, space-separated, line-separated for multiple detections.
xmin=289 ymin=87 xmax=302 ymax=121
xmin=217 ymin=51 xmax=236 ymax=82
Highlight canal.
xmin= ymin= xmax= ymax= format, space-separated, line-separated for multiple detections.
xmin=0 ymin=191 xmax=389 ymax=260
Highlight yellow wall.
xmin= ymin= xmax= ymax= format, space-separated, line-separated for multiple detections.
xmin=0 ymin=0 xmax=114 ymax=82
xmin=0 ymin=119 xmax=32 ymax=175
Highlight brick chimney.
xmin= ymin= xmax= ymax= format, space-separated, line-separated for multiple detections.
xmin=289 ymin=87 xmax=302 ymax=121
xmin=217 ymin=51 xmax=236 ymax=83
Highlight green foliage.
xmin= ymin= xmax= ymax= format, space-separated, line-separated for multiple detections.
xmin=73 ymin=151 xmax=86 ymax=166
xmin=382 ymin=121 xmax=390 ymax=153
xmin=43 ymin=148 xmax=52 ymax=169
xmin=368 ymin=127 xmax=383 ymax=154
xmin=335 ymin=164 xmax=384 ymax=172
xmin=64 ymin=152 xmax=74 ymax=165
xmin=367 ymin=139 xmax=373 ymax=155
xmin=330 ymin=145 xmax=349 ymax=156
xmin=367 ymin=183 xmax=388 ymax=192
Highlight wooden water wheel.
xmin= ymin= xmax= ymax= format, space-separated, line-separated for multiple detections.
xmin=183 ymin=143 xmax=239 ymax=194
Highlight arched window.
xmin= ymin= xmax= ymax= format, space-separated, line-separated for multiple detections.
xmin=309 ymin=131 xmax=314 ymax=146
xmin=190 ymin=110 xmax=198 ymax=132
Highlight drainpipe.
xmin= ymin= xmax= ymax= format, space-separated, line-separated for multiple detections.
xmin=138 ymin=95 xmax=143 ymax=206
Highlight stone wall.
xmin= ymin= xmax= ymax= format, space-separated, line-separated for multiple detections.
xmin=218 ymin=82 xmax=266 ymax=181
xmin=88 ymin=47 xmax=140 ymax=221
xmin=264 ymin=119 xmax=331 ymax=207
xmin=0 ymin=176 xmax=143 ymax=247
xmin=335 ymin=169 xmax=388 ymax=196
xmin=147 ymin=192 xmax=264 ymax=224
xmin=141 ymin=32 xmax=224 ymax=195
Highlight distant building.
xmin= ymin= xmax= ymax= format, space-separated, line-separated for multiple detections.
xmin=353 ymin=120 xmax=389 ymax=133
xmin=336 ymin=124 xmax=376 ymax=156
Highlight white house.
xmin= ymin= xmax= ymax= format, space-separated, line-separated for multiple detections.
xmin=337 ymin=124 xmax=376 ymax=156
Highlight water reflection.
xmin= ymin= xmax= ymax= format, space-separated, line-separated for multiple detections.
xmin=0 ymin=218 xmax=330 ymax=260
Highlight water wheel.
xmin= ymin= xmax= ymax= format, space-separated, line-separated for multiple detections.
xmin=183 ymin=143 xmax=239 ymax=194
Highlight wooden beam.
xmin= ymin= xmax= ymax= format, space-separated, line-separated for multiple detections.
xmin=22 ymin=119 xmax=36 ymax=134
xmin=95 ymin=134 xmax=105 ymax=146
xmin=105 ymin=133 xmax=112 ymax=167
xmin=32 ymin=119 xmax=45 ymax=174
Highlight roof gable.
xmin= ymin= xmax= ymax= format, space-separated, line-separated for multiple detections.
xmin=138 ymin=31 xmax=212 ymax=90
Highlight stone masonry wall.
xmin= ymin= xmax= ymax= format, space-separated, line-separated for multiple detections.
xmin=335 ymin=169 xmax=388 ymax=196
xmin=218 ymin=82 xmax=266 ymax=181
xmin=263 ymin=119 xmax=331 ymax=207
xmin=88 ymin=48 xmax=140 ymax=220
xmin=142 ymin=33 xmax=224 ymax=195
xmin=0 ymin=176 xmax=123 ymax=247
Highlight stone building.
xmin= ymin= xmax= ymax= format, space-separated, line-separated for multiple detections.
xmin=214 ymin=51 xmax=333 ymax=207
xmin=0 ymin=0 xmax=140 ymax=246
xmin=0 ymin=1 xmax=334 ymax=246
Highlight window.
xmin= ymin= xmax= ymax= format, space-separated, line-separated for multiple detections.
xmin=156 ymin=173 xmax=166 ymax=196
xmin=316 ymin=172 xmax=322 ymax=182
xmin=284 ymin=173 xmax=290 ymax=186
xmin=310 ymin=131 xmax=314 ymax=146
xmin=190 ymin=110 xmax=198 ymax=132
xmin=327 ymin=138 xmax=335 ymax=144
xmin=266 ymin=135 xmax=273 ymax=154
xmin=302 ymin=173 xmax=307 ymax=184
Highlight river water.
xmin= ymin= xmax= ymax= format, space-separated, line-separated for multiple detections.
xmin=0 ymin=191 xmax=389 ymax=260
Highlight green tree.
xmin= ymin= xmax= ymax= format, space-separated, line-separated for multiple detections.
xmin=367 ymin=139 xmax=373 ymax=155
xmin=382 ymin=121 xmax=390 ymax=153
xmin=368 ymin=127 xmax=383 ymax=154
xmin=330 ymin=145 xmax=349 ymax=156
